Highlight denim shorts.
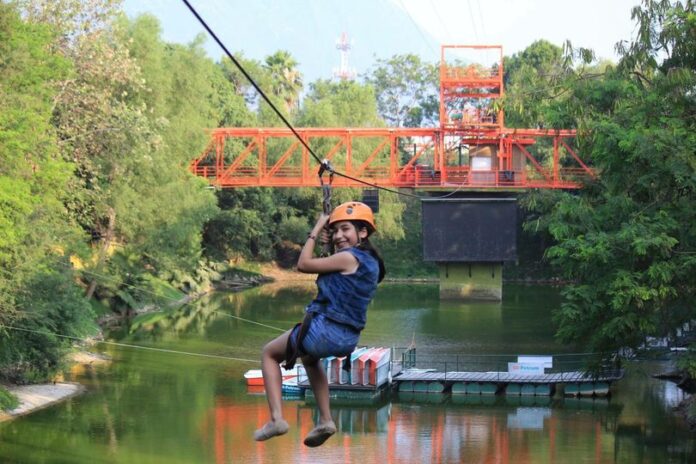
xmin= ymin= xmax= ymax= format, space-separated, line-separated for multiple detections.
xmin=290 ymin=312 xmax=360 ymax=360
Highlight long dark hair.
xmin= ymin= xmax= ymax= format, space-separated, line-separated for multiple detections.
xmin=351 ymin=220 xmax=386 ymax=283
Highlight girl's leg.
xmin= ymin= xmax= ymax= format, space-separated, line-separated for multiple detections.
xmin=301 ymin=355 xmax=331 ymax=422
xmin=301 ymin=355 xmax=336 ymax=447
xmin=254 ymin=329 xmax=292 ymax=441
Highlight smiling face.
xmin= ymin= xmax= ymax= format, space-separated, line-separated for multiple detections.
xmin=331 ymin=220 xmax=368 ymax=250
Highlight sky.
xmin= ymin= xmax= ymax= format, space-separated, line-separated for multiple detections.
xmin=122 ymin=0 xmax=640 ymax=84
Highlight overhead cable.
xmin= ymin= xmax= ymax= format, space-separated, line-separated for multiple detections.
xmin=180 ymin=1 xmax=579 ymax=201
xmin=180 ymin=0 xmax=421 ymax=200
xmin=2 ymin=325 xmax=260 ymax=364
xmin=395 ymin=0 xmax=440 ymax=59
xmin=466 ymin=0 xmax=480 ymax=43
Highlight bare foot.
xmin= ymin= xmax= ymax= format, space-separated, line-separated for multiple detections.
xmin=253 ymin=419 xmax=289 ymax=441
xmin=303 ymin=421 xmax=336 ymax=447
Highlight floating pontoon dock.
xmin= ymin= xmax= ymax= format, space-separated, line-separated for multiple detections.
xmin=392 ymin=368 xmax=624 ymax=396
xmin=284 ymin=348 xmax=624 ymax=400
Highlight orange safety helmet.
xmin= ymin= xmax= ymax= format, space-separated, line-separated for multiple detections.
xmin=329 ymin=201 xmax=376 ymax=233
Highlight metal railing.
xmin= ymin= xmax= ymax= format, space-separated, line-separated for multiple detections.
xmin=392 ymin=348 xmax=623 ymax=382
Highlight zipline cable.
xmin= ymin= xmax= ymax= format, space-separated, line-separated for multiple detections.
xmin=181 ymin=0 xmax=422 ymax=200
xmin=180 ymin=0 xmax=441 ymax=201
xmin=465 ymin=0 xmax=480 ymax=43
xmin=1 ymin=325 xmax=260 ymax=364
xmin=1 ymin=324 xmax=614 ymax=367
xmin=3 ymin=3 xmax=584 ymax=366
xmin=180 ymin=0 xmax=316 ymax=164
xmin=184 ymin=1 xmax=589 ymax=202
xmin=474 ymin=0 xmax=487 ymax=43
xmin=396 ymin=0 xmax=440 ymax=59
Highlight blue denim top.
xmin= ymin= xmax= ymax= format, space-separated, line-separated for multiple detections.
xmin=306 ymin=247 xmax=379 ymax=331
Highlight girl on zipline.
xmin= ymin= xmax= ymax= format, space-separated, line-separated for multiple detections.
xmin=254 ymin=201 xmax=386 ymax=447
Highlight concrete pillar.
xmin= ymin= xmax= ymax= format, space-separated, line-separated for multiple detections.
xmin=438 ymin=262 xmax=502 ymax=301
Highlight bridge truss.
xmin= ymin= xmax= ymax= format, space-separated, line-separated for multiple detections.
xmin=190 ymin=45 xmax=595 ymax=190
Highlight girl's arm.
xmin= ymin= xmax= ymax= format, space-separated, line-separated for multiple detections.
xmin=297 ymin=213 xmax=359 ymax=274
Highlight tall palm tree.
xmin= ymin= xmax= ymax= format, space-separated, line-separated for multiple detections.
xmin=264 ymin=50 xmax=303 ymax=113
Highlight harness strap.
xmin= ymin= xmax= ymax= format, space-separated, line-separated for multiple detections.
xmin=284 ymin=311 xmax=314 ymax=370
xmin=318 ymin=159 xmax=334 ymax=256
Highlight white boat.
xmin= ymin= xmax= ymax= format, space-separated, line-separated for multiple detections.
xmin=244 ymin=365 xmax=301 ymax=386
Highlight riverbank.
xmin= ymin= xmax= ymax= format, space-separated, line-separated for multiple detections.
xmin=1 ymin=267 xmax=271 ymax=420
xmin=0 ymin=383 xmax=85 ymax=422
xmin=257 ymin=263 xmax=314 ymax=282
xmin=0 ymin=351 xmax=110 ymax=422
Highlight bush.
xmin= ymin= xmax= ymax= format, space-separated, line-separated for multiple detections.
xmin=0 ymin=386 xmax=18 ymax=411
xmin=277 ymin=216 xmax=310 ymax=245
xmin=0 ymin=268 xmax=95 ymax=384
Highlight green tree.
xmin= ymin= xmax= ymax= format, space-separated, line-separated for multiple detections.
xmin=23 ymin=1 xmax=157 ymax=300
xmin=0 ymin=2 xmax=95 ymax=383
xmin=263 ymin=50 xmax=303 ymax=114
xmin=214 ymin=57 xmax=258 ymax=128
xmin=204 ymin=188 xmax=277 ymax=261
xmin=20 ymin=3 xmax=218 ymax=309
xmin=365 ymin=54 xmax=439 ymax=127
xmin=503 ymin=40 xmax=566 ymax=128
xmin=299 ymin=79 xmax=382 ymax=127
xmin=90 ymin=14 xmax=219 ymax=297
xmin=533 ymin=0 xmax=696 ymax=361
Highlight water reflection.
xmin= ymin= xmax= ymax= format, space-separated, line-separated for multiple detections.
xmin=0 ymin=284 xmax=695 ymax=463
xmin=198 ymin=377 xmax=693 ymax=464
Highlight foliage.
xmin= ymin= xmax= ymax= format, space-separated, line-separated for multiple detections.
xmin=1 ymin=1 xmax=228 ymax=380
xmin=213 ymin=57 xmax=258 ymax=127
xmin=204 ymin=188 xmax=278 ymax=261
xmin=42 ymin=8 xmax=219 ymax=308
xmin=530 ymin=0 xmax=696 ymax=357
xmin=374 ymin=196 xmax=436 ymax=278
xmin=0 ymin=386 xmax=18 ymax=411
xmin=365 ymin=54 xmax=439 ymax=127
xmin=263 ymin=50 xmax=303 ymax=114
xmin=299 ymin=79 xmax=382 ymax=127
xmin=503 ymin=40 xmax=566 ymax=128
xmin=219 ymin=53 xmax=266 ymax=105
xmin=677 ymin=351 xmax=696 ymax=379
xmin=278 ymin=216 xmax=312 ymax=244
xmin=0 ymin=1 xmax=74 ymax=282
xmin=1 ymin=264 xmax=96 ymax=383
xmin=0 ymin=2 xmax=97 ymax=383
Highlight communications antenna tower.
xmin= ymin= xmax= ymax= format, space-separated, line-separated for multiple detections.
xmin=333 ymin=32 xmax=356 ymax=81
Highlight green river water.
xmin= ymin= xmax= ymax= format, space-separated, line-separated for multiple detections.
xmin=1 ymin=283 xmax=694 ymax=463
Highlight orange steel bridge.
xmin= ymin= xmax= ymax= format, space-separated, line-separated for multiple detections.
xmin=190 ymin=45 xmax=595 ymax=190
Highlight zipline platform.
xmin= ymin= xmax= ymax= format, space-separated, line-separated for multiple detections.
xmin=393 ymin=368 xmax=624 ymax=397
